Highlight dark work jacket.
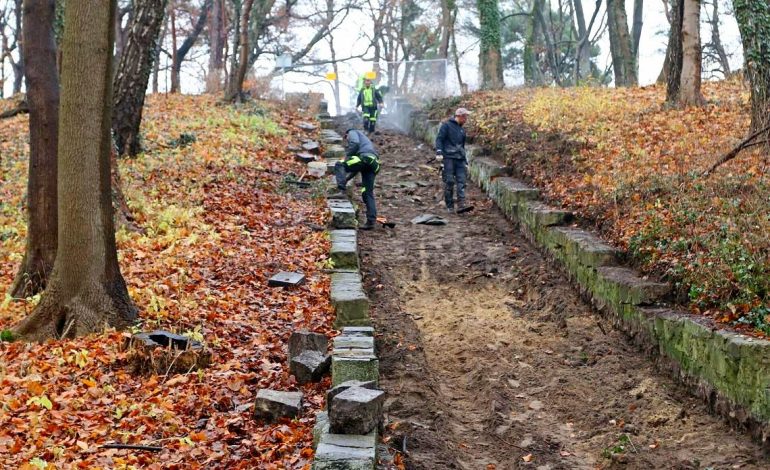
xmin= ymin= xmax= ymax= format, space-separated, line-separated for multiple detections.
xmin=345 ymin=129 xmax=378 ymax=157
xmin=435 ymin=118 xmax=466 ymax=160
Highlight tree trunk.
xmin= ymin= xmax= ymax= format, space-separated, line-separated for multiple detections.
xmin=524 ymin=0 xmax=545 ymax=85
xmin=12 ymin=0 xmax=24 ymax=93
xmin=679 ymin=0 xmax=704 ymax=106
xmin=226 ymin=0 xmax=253 ymax=102
xmin=607 ymin=0 xmax=638 ymax=86
xmin=439 ymin=0 xmax=453 ymax=58
xmin=170 ymin=0 xmax=211 ymax=93
xmin=10 ymin=0 xmax=59 ymax=299
xmin=450 ymin=9 xmax=465 ymax=92
xmin=15 ymin=0 xmax=137 ymax=341
xmin=477 ymin=0 xmax=503 ymax=89
xmin=225 ymin=0 xmax=241 ymax=98
xmin=112 ymin=0 xmax=167 ymax=156
xmin=707 ymin=0 xmax=730 ymax=77
xmin=152 ymin=19 xmax=167 ymax=93
xmin=206 ymin=0 xmax=226 ymax=92
xmin=665 ymin=0 xmax=684 ymax=103
xmin=733 ymin=0 xmax=770 ymax=133
xmin=169 ymin=1 xmax=178 ymax=92
xmin=631 ymin=0 xmax=643 ymax=57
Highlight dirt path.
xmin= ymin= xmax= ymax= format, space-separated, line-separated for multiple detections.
xmin=349 ymin=124 xmax=768 ymax=469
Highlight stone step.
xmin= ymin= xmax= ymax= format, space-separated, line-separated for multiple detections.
xmin=333 ymin=335 xmax=374 ymax=351
xmin=331 ymin=272 xmax=370 ymax=327
xmin=332 ymin=352 xmax=379 ymax=387
xmin=313 ymin=430 xmax=377 ymax=470
xmin=330 ymin=230 xmax=359 ymax=270
xmin=593 ymin=266 xmax=671 ymax=312
xmin=519 ymin=201 xmax=574 ymax=235
xmin=328 ymin=200 xmax=357 ymax=229
xmin=468 ymin=157 xmax=511 ymax=192
xmin=341 ymin=326 xmax=374 ymax=337
xmin=330 ymin=386 xmax=385 ymax=435
xmin=323 ymin=144 xmax=346 ymax=159
xmin=490 ymin=177 xmax=540 ymax=218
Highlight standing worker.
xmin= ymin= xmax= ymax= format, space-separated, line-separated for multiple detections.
xmin=356 ymin=78 xmax=384 ymax=133
xmin=333 ymin=128 xmax=381 ymax=230
xmin=435 ymin=107 xmax=472 ymax=213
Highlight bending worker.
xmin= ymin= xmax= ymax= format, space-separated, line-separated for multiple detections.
xmin=356 ymin=78 xmax=384 ymax=133
xmin=435 ymin=107 xmax=472 ymax=213
xmin=334 ymin=128 xmax=381 ymax=230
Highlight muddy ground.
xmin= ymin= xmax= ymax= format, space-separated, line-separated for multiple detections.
xmin=343 ymin=121 xmax=768 ymax=470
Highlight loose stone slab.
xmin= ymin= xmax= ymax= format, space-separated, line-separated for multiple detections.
xmin=330 ymin=387 xmax=386 ymax=435
xmin=328 ymin=200 xmax=357 ymax=229
xmin=323 ymin=144 xmax=346 ymax=159
xmin=254 ymin=389 xmax=303 ymax=422
xmin=289 ymin=330 xmax=329 ymax=360
xmin=341 ymin=326 xmax=374 ymax=337
xmin=331 ymin=272 xmax=370 ymax=328
xmin=297 ymin=121 xmax=317 ymax=131
xmin=291 ymin=350 xmax=331 ymax=384
xmin=302 ymin=140 xmax=321 ymax=153
xmin=319 ymin=119 xmax=335 ymax=130
xmin=295 ymin=152 xmax=317 ymax=163
xmin=268 ymin=271 xmax=306 ymax=287
xmin=327 ymin=380 xmax=377 ymax=414
xmin=330 ymin=230 xmax=359 ymax=270
xmin=333 ymin=335 xmax=375 ymax=351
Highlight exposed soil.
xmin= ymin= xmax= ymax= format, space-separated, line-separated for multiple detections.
xmin=345 ymin=121 xmax=769 ymax=470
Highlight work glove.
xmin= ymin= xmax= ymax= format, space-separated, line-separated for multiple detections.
xmin=435 ymin=154 xmax=443 ymax=163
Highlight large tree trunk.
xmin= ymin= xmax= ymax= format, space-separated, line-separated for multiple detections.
xmin=477 ymin=0 xmax=503 ymax=89
xmin=607 ymin=0 xmax=638 ymax=86
xmin=170 ymin=0 xmax=211 ymax=93
xmin=15 ymin=0 xmax=137 ymax=341
xmin=206 ymin=0 xmax=226 ymax=92
xmin=665 ymin=0 xmax=684 ymax=103
xmin=226 ymin=0 xmax=253 ymax=102
xmin=439 ymin=0 xmax=453 ymax=59
xmin=733 ymin=0 xmax=770 ymax=133
xmin=112 ymin=0 xmax=167 ymax=157
xmin=10 ymin=0 xmax=59 ymax=299
xmin=679 ymin=0 xmax=704 ymax=106
xmin=225 ymin=0 xmax=241 ymax=98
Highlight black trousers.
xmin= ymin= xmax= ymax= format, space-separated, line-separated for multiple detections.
xmin=362 ymin=105 xmax=378 ymax=132
xmin=335 ymin=154 xmax=380 ymax=224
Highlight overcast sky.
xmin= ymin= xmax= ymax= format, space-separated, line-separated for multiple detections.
xmin=0 ymin=0 xmax=745 ymax=111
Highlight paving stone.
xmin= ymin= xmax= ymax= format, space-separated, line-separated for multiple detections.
xmin=331 ymin=272 xmax=369 ymax=327
xmin=291 ymin=350 xmax=331 ymax=384
xmin=330 ymin=387 xmax=385 ymax=435
xmin=289 ymin=330 xmax=329 ymax=360
xmin=330 ymin=230 xmax=359 ymax=270
xmin=328 ymin=200 xmax=357 ymax=229
xmin=268 ymin=271 xmax=305 ymax=287
xmin=254 ymin=389 xmax=303 ymax=422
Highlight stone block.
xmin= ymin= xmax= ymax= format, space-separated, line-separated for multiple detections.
xmin=547 ymin=227 xmax=620 ymax=270
xmin=330 ymin=387 xmax=385 ymax=435
xmin=594 ymin=266 xmax=670 ymax=311
xmin=490 ymin=177 xmax=540 ymax=218
xmin=321 ymin=135 xmax=344 ymax=145
xmin=291 ymin=350 xmax=331 ymax=384
xmin=313 ymin=433 xmax=376 ymax=470
xmin=326 ymin=380 xmax=378 ymax=414
xmin=341 ymin=326 xmax=374 ymax=337
xmin=254 ymin=389 xmax=303 ymax=422
xmin=289 ymin=330 xmax=329 ymax=360
xmin=331 ymin=272 xmax=369 ymax=328
xmin=313 ymin=411 xmax=330 ymax=449
xmin=332 ymin=354 xmax=379 ymax=386
xmin=323 ymin=145 xmax=346 ymax=159
xmin=519 ymin=201 xmax=574 ymax=230
xmin=298 ymin=121 xmax=317 ymax=131
xmin=469 ymin=157 xmax=510 ymax=192
xmin=268 ymin=271 xmax=305 ymax=287
xmin=330 ymin=230 xmax=359 ymax=270
xmin=328 ymin=200 xmax=357 ymax=229
xmin=302 ymin=140 xmax=321 ymax=153
xmin=333 ymin=335 xmax=374 ymax=351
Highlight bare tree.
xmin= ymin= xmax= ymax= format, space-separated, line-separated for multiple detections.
xmin=703 ymin=0 xmax=731 ymax=78
xmin=170 ymin=0 xmax=211 ymax=92
xmin=678 ymin=0 xmax=704 ymax=106
xmin=607 ymin=0 xmax=638 ymax=86
xmin=10 ymin=0 xmax=59 ymax=298
xmin=16 ymin=0 xmax=137 ymax=341
xmin=113 ymin=0 xmax=167 ymax=156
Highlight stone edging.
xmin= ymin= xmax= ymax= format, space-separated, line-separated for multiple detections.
xmin=410 ymin=113 xmax=770 ymax=446
xmin=312 ymin=122 xmax=380 ymax=469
